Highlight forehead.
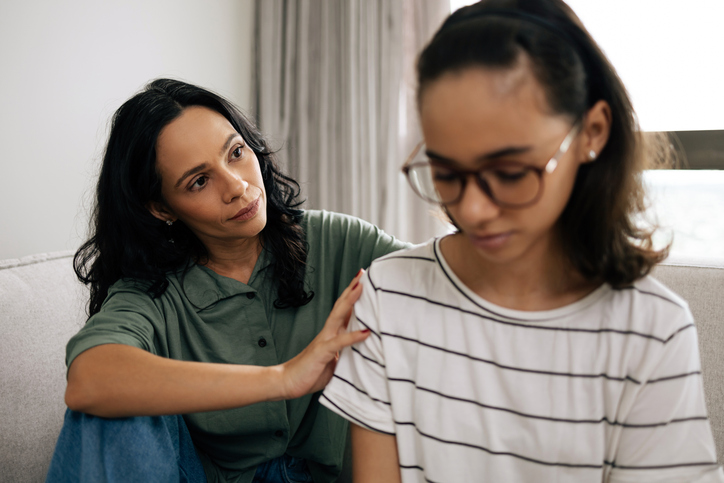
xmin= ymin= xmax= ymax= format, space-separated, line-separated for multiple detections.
xmin=418 ymin=63 xmax=560 ymax=155
xmin=156 ymin=106 xmax=238 ymax=171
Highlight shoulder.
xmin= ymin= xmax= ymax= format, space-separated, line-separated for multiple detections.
xmin=366 ymin=239 xmax=438 ymax=289
xmin=97 ymin=277 xmax=166 ymax=315
xmin=627 ymin=275 xmax=690 ymax=310
xmin=607 ymin=275 xmax=693 ymax=340
xmin=302 ymin=209 xmax=379 ymax=235
xmin=106 ymin=277 xmax=156 ymax=301
xmin=302 ymin=209 xmax=411 ymax=253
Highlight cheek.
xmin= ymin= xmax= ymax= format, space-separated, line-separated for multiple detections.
xmin=536 ymin=167 xmax=580 ymax=223
xmin=171 ymin=194 xmax=220 ymax=223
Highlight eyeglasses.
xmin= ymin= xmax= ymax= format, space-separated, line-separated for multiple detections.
xmin=402 ymin=125 xmax=580 ymax=208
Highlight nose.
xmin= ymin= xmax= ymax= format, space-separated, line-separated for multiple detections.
xmin=221 ymin=167 xmax=248 ymax=203
xmin=453 ymin=175 xmax=500 ymax=226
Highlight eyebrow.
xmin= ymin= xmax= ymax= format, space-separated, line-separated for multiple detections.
xmin=173 ymin=133 xmax=242 ymax=189
xmin=219 ymin=132 xmax=242 ymax=157
xmin=174 ymin=163 xmax=209 ymax=189
xmin=425 ymin=146 xmax=532 ymax=166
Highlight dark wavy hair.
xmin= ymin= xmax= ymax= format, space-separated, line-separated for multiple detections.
xmin=417 ymin=0 xmax=668 ymax=287
xmin=75 ymin=78 xmax=313 ymax=316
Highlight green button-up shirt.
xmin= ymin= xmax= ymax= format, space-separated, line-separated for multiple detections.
xmin=66 ymin=210 xmax=409 ymax=483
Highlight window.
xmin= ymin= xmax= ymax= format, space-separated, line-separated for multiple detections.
xmin=449 ymin=0 xmax=724 ymax=258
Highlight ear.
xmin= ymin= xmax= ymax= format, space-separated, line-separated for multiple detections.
xmin=578 ymin=100 xmax=612 ymax=163
xmin=147 ymin=201 xmax=176 ymax=224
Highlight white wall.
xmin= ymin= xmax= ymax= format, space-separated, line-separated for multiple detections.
xmin=0 ymin=0 xmax=255 ymax=260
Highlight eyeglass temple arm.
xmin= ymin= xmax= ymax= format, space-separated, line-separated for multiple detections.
xmin=544 ymin=124 xmax=581 ymax=174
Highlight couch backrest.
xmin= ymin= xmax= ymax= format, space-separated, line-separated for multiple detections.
xmin=0 ymin=252 xmax=722 ymax=481
xmin=0 ymin=251 xmax=87 ymax=481
xmin=652 ymin=258 xmax=724 ymax=465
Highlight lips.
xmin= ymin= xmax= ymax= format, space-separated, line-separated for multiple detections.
xmin=468 ymin=231 xmax=512 ymax=250
xmin=230 ymin=197 xmax=260 ymax=221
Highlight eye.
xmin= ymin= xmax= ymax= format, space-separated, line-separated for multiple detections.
xmin=231 ymin=144 xmax=245 ymax=159
xmin=431 ymin=164 xmax=459 ymax=183
xmin=490 ymin=165 xmax=529 ymax=183
xmin=189 ymin=175 xmax=208 ymax=191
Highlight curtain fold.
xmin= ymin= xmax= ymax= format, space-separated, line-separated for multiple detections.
xmin=255 ymin=0 xmax=450 ymax=243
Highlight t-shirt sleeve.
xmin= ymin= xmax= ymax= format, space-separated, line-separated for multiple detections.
xmin=65 ymin=284 xmax=161 ymax=370
xmin=609 ymin=313 xmax=724 ymax=482
xmin=321 ymin=270 xmax=395 ymax=435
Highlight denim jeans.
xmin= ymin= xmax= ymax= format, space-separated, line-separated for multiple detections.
xmin=252 ymin=454 xmax=313 ymax=483
xmin=46 ymin=409 xmax=312 ymax=483
xmin=45 ymin=409 xmax=207 ymax=482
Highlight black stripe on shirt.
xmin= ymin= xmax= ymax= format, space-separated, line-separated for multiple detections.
xmin=373 ymin=287 xmax=680 ymax=344
xmin=352 ymin=345 xmax=386 ymax=368
xmin=399 ymin=465 xmax=441 ymax=483
xmin=395 ymin=420 xmax=603 ymax=469
xmin=386 ymin=378 xmax=708 ymax=428
xmin=647 ymin=370 xmax=702 ymax=384
xmin=319 ymin=393 xmax=396 ymax=436
xmin=664 ymin=323 xmax=696 ymax=343
xmin=620 ymin=416 xmax=709 ymax=428
xmin=332 ymin=374 xmax=391 ymax=405
xmin=354 ymin=316 xmax=382 ymax=340
xmin=378 ymin=255 xmax=436 ymax=263
xmin=619 ymin=285 xmax=687 ymax=310
xmin=400 ymin=458 xmax=720 ymax=476
xmin=610 ymin=461 xmax=720 ymax=470
xmin=382 ymin=332 xmax=641 ymax=383
xmin=432 ymin=239 xmax=535 ymax=322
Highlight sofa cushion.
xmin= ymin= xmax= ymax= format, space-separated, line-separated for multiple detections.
xmin=0 ymin=251 xmax=88 ymax=482
xmin=653 ymin=257 xmax=724 ymax=466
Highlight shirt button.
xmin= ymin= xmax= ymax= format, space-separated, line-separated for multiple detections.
xmin=246 ymin=292 xmax=255 ymax=299
xmin=258 ymin=337 xmax=267 ymax=348
xmin=275 ymin=430 xmax=284 ymax=437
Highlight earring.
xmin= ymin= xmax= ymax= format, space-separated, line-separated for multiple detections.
xmin=588 ymin=150 xmax=597 ymax=161
xmin=165 ymin=219 xmax=175 ymax=244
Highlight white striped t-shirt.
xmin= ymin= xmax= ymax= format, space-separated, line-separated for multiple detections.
xmin=321 ymin=238 xmax=723 ymax=483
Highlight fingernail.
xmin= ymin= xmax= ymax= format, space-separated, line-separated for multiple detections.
xmin=352 ymin=282 xmax=360 ymax=290
xmin=356 ymin=268 xmax=364 ymax=277
xmin=361 ymin=329 xmax=370 ymax=334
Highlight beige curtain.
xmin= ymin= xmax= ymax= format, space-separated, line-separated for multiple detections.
xmin=254 ymin=0 xmax=450 ymax=243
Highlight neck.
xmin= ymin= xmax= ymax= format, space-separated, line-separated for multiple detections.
xmin=201 ymin=235 xmax=263 ymax=285
xmin=440 ymin=231 xmax=596 ymax=311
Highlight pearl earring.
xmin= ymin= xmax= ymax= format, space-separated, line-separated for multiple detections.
xmin=588 ymin=150 xmax=597 ymax=161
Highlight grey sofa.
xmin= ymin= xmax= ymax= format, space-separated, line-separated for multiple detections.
xmin=1 ymin=250 xmax=723 ymax=481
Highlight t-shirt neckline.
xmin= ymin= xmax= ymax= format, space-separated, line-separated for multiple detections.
xmin=432 ymin=237 xmax=610 ymax=322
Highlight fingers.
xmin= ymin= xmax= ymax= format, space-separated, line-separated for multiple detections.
xmin=328 ymin=328 xmax=371 ymax=354
xmin=344 ymin=269 xmax=365 ymax=296
xmin=324 ymin=270 xmax=365 ymax=332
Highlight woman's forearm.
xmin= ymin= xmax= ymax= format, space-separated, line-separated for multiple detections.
xmin=65 ymin=270 xmax=368 ymax=418
xmin=65 ymin=343 xmax=287 ymax=417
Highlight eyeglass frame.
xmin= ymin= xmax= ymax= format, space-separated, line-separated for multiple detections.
xmin=401 ymin=123 xmax=581 ymax=209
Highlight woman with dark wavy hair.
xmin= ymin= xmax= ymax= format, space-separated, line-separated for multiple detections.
xmin=322 ymin=1 xmax=723 ymax=481
xmin=46 ymin=78 xmax=408 ymax=483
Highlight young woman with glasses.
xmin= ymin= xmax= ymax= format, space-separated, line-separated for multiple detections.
xmin=321 ymin=1 xmax=724 ymax=481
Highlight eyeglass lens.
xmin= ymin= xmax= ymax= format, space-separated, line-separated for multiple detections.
xmin=408 ymin=162 xmax=542 ymax=207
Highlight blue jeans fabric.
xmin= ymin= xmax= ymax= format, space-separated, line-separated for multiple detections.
xmin=46 ymin=409 xmax=313 ymax=483
xmin=45 ymin=409 xmax=207 ymax=483
xmin=252 ymin=454 xmax=313 ymax=483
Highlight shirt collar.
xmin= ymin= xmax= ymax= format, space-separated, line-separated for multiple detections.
xmin=178 ymin=248 xmax=273 ymax=310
